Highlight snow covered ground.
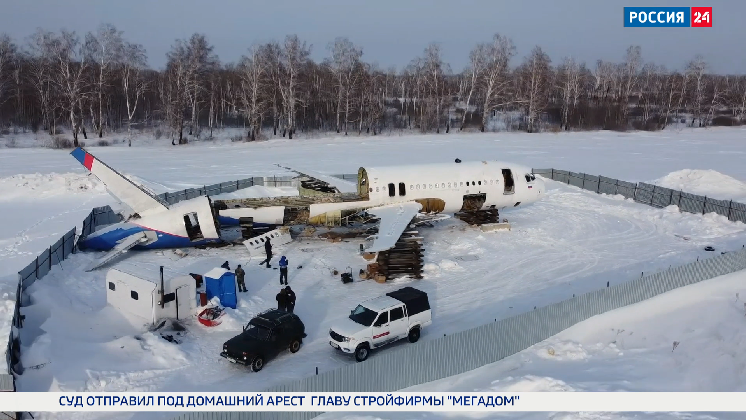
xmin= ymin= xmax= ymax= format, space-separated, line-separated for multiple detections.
xmin=1 ymin=127 xmax=746 ymax=420
xmin=318 ymin=269 xmax=746 ymax=420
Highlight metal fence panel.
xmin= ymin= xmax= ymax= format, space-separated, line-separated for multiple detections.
xmin=704 ymin=198 xmax=731 ymax=217
xmin=582 ymin=174 xmax=600 ymax=192
xmin=634 ymin=182 xmax=654 ymax=205
xmin=679 ymin=191 xmax=706 ymax=214
xmin=616 ymin=180 xmax=636 ymax=200
xmin=568 ymin=172 xmax=584 ymax=188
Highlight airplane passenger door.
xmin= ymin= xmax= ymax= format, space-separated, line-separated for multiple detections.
xmin=183 ymin=212 xmax=204 ymax=241
xmin=501 ymin=169 xmax=515 ymax=194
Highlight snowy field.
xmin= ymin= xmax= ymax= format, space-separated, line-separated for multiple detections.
xmin=1 ymin=127 xmax=746 ymax=420
xmin=318 ymin=270 xmax=746 ymax=420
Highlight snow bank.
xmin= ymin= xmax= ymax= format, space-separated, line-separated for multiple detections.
xmin=652 ymin=169 xmax=746 ymax=202
xmin=0 ymin=173 xmax=105 ymax=201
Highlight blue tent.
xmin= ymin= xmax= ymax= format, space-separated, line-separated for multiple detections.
xmin=204 ymin=268 xmax=237 ymax=309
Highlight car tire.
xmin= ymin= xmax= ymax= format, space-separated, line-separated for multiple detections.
xmin=289 ymin=339 xmax=302 ymax=353
xmin=354 ymin=344 xmax=369 ymax=362
xmin=251 ymin=356 xmax=264 ymax=372
xmin=408 ymin=327 xmax=420 ymax=343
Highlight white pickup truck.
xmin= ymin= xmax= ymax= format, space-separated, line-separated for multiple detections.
xmin=328 ymin=286 xmax=432 ymax=362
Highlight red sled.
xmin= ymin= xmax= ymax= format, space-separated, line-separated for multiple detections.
xmin=198 ymin=307 xmax=225 ymax=327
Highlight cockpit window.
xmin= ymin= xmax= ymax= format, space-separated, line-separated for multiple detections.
xmin=525 ymin=174 xmax=536 ymax=182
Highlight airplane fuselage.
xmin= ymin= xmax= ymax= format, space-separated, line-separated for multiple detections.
xmin=218 ymin=160 xmax=545 ymax=226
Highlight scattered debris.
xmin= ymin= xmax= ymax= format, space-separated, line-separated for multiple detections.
xmin=704 ymin=246 xmax=715 ymax=251
xmin=672 ymin=341 xmax=680 ymax=352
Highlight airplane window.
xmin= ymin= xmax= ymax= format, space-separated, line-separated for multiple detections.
xmin=460 ymin=182 xmax=463 ymax=186
xmin=399 ymin=182 xmax=406 ymax=196
xmin=108 ymin=282 xmax=115 ymax=291
xmin=525 ymin=174 xmax=531 ymax=182
xmin=388 ymin=183 xmax=395 ymax=197
xmin=369 ymin=188 xmax=373 ymax=192
xmin=478 ymin=181 xmax=481 ymax=185
xmin=441 ymin=183 xmax=445 ymax=188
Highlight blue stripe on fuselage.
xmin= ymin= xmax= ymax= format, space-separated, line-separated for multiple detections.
xmin=78 ymin=222 xmax=220 ymax=251
xmin=217 ymin=215 xmax=276 ymax=229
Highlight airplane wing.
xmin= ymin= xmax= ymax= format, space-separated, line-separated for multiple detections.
xmin=365 ymin=201 xmax=423 ymax=253
xmin=71 ymin=147 xmax=169 ymax=216
xmin=275 ymin=163 xmax=358 ymax=194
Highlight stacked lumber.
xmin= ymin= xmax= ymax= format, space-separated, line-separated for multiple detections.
xmin=454 ymin=209 xmax=499 ymax=225
xmin=376 ymin=230 xmax=424 ymax=280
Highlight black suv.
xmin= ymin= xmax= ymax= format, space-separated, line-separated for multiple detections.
xmin=220 ymin=309 xmax=307 ymax=372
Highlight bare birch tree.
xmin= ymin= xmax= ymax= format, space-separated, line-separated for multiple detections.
xmin=478 ymin=34 xmax=516 ymax=132
xmin=84 ymin=24 xmax=124 ymax=138
xmin=237 ymin=45 xmax=268 ymax=140
xmin=121 ymin=42 xmax=148 ymax=145
xmin=516 ymin=46 xmax=552 ymax=133
xmin=0 ymin=35 xmax=16 ymax=108
xmin=51 ymin=31 xmax=89 ymax=145
xmin=279 ymin=35 xmax=310 ymax=139
xmin=686 ymin=55 xmax=707 ymax=126
xmin=327 ymin=37 xmax=362 ymax=134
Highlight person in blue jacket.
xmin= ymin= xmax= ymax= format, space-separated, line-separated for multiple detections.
xmin=278 ymin=255 xmax=289 ymax=285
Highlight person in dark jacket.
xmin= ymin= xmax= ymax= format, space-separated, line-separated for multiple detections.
xmin=284 ymin=286 xmax=296 ymax=313
xmin=278 ymin=256 xmax=289 ymax=285
xmin=259 ymin=238 xmax=273 ymax=268
xmin=235 ymin=265 xmax=246 ymax=293
xmin=276 ymin=288 xmax=288 ymax=311
xmin=221 ymin=261 xmax=230 ymax=270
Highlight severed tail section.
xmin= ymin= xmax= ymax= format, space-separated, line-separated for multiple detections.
xmin=71 ymin=147 xmax=168 ymax=217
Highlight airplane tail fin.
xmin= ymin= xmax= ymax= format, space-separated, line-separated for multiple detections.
xmin=71 ymin=147 xmax=168 ymax=216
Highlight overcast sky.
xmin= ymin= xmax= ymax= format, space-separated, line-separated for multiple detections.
xmin=1 ymin=0 xmax=744 ymax=73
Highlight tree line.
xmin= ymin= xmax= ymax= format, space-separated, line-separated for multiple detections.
xmin=0 ymin=25 xmax=744 ymax=147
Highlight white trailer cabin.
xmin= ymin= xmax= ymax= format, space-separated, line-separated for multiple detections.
xmin=106 ymin=263 xmax=197 ymax=326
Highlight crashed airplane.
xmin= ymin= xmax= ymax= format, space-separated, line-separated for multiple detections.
xmin=70 ymin=147 xmax=545 ymax=270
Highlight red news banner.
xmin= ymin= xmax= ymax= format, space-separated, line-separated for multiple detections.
xmin=691 ymin=7 xmax=712 ymax=27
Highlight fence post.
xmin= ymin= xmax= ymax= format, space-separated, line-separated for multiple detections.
xmin=678 ymin=190 xmax=683 ymax=207
xmin=614 ymin=179 xmax=619 ymax=195
xmin=702 ymin=196 xmax=707 ymax=215
xmin=48 ymin=246 xmax=52 ymax=270
xmin=61 ymin=234 xmax=65 ymax=259
xmin=551 ymin=168 xmax=554 ymax=180
xmin=669 ymin=189 xmax=674 ymax=207
xmin=597 ymin=176 xmax=601 ymax=193
xmin=236 ymin=180 xmax=239 ymax=191
xmin=727 ymin=200 xmax=733 ymax=221
xmin=581 ymin=174 xmax=585 ymax=189
xmin=35 ymin=256 xmax=39 ymax=280
xmin=633 ymin=184 xmax=638 ymax=201
xmin=650 ymin=185 xmax=655 ymax=206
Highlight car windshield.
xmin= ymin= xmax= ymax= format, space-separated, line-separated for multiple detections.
xmin=244 ymin=325 xmax=271 ymax=341
xmin=349 ymin=305 xmax=378 ymax=326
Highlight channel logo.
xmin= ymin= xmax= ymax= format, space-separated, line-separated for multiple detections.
xmin=624 ymin=7 xmax=712 ymax=27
